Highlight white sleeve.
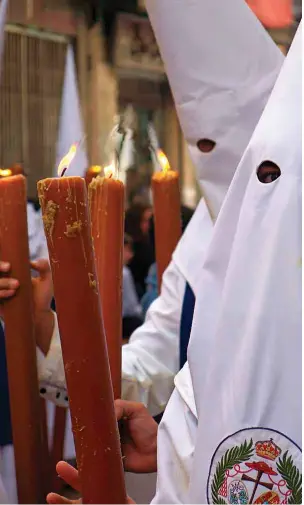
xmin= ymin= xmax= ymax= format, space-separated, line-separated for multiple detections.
xmin=151 ymin=379 xmax=197 ymax=504
xmin=38 ymin=260 xmax=186 ymax=413
xmin=35 ymin=209 xmax=49 ymax=260
xmin=121 ymin=260 xmax=185 ymax=415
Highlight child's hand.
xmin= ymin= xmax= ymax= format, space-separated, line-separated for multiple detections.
xmin=47 ymin=462 xmax=81 ymax=504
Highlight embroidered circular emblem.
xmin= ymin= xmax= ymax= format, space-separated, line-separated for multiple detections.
xmin=207 ymin=428 xmax=302 ymax=504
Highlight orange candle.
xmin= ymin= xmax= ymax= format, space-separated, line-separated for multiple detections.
xmin=0 ymin=174 xmax=44 ymax=503
xmin=89 ymin=168 xmax=124 ymax=399
xmin=151 ymin=150 xmax=182 ymax=289
xmin=85 ymin=165 xmax=102 ymax=187
xmin=37 ymin=176 xmax=127 ymax=504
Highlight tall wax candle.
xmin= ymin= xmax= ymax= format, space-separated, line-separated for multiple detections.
xmin=151 ymin=151 xmax=182 ymax=289
xmin=8 ymin=163 xmax=53 ymax=499
xmin=89 ymin=171 xmax=124 ymax=399
xmin=37 ymin=177 xmax=127 ymax=504
xmin=0 ymin=174 xmax=44 ymax=504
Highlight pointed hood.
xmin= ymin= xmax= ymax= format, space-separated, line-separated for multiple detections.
xmin=55 ymin=45 xmax=88 ymax=177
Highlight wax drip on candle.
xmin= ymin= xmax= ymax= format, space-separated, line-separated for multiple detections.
xmin=64 ymin=221 xmax=82 ymax=238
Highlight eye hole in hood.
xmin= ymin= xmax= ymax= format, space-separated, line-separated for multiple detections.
xmin=257 ymin=160 xmax=281 ymax=184
xmin=197 ymin=138 xmax=216 ymax=153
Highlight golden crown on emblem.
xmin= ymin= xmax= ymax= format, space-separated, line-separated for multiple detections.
xmin=255 ymin=438 xmax=282 ymax=461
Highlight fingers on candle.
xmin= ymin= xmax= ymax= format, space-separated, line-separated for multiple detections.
xmin=115 ymin=399 xmax=127 ymax=421
xmin=0 ymin=261 xmax=10 ymax=272
xmin=115 ymin=398 xmax=144 ymax=421
xmin=0 ymin=278 xmax=19 ymax=298
xmin=46 ymin=492 xmax=81 ymax=504
xmin=30 ymin=259 xmax=51 ymax=278
xmin=56 ymin=461 xmax=81 ymax=493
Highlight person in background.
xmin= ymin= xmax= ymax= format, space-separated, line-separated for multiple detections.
xmin=122 ymin=234 xmax=143 ymax=339
xmin=125 ymin=202 xmax=154 ymax=298
xmin=140 ymin=263 xmax=158 ymax=319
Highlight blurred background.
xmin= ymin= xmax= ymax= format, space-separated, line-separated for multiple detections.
xmin=0 ymin=0 xmax=301 ymax=204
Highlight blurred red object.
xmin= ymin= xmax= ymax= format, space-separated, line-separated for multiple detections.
xmin=247 ymin=0 xmax=293 ymax=28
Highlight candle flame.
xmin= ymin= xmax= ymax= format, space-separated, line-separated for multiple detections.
xmin=0 ymin=168 xmax=12 ymax=178
xmin=57 ymin=142 xmax=79 ymax=177
xmin=91 ymin=165 xmax=102 ymax=175
xmin=104 ymin=163 xmax=115 ymax=179
xmin=157 ymin=149 xmax=170 ymax=173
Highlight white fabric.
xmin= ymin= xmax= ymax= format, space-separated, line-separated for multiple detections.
xmin=154 ymin=24 xmax=302 ymax=504
xmin=0 ymin=480 xmax=8 ymax=505
xmin=0 ymin=446 xmax=16 ymax=504
xmin=173 ymin=198 xmax=213 ymax=294
xmin=153 ymin=371 xmax=197 ymax=504
xmin=146 ymin=0 xmax=283 ymax=220
xmin=27 ymin=203 xmax=49 ymax=262
xmin=45 ymin=402 xmax=75 ymax=461
xmin=55 ymin=45 xmax=88 ymax=177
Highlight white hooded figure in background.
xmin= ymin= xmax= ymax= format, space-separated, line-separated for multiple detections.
xmin=154 ymin=23 xmax=301 ymax=504
xmin=54 ymin=44 xmax=88 ymax=178
xmin=38 ymin=0 xmax=283 ymax=422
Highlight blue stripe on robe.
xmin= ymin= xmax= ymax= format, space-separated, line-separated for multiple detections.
xmin=0 ymin=323 xmax=12 ymax=447
xmin=154 ymin=282 xmax=195 ymax=425
xmin=179 ymin=282 xmax=195 ymax=369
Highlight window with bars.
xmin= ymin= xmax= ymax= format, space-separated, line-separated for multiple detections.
xmin=0 ymin=28 xmax=68 ymax=197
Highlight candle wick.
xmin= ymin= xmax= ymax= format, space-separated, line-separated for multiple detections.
xmin=61 ymin=167 xmax=67 ymax=177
